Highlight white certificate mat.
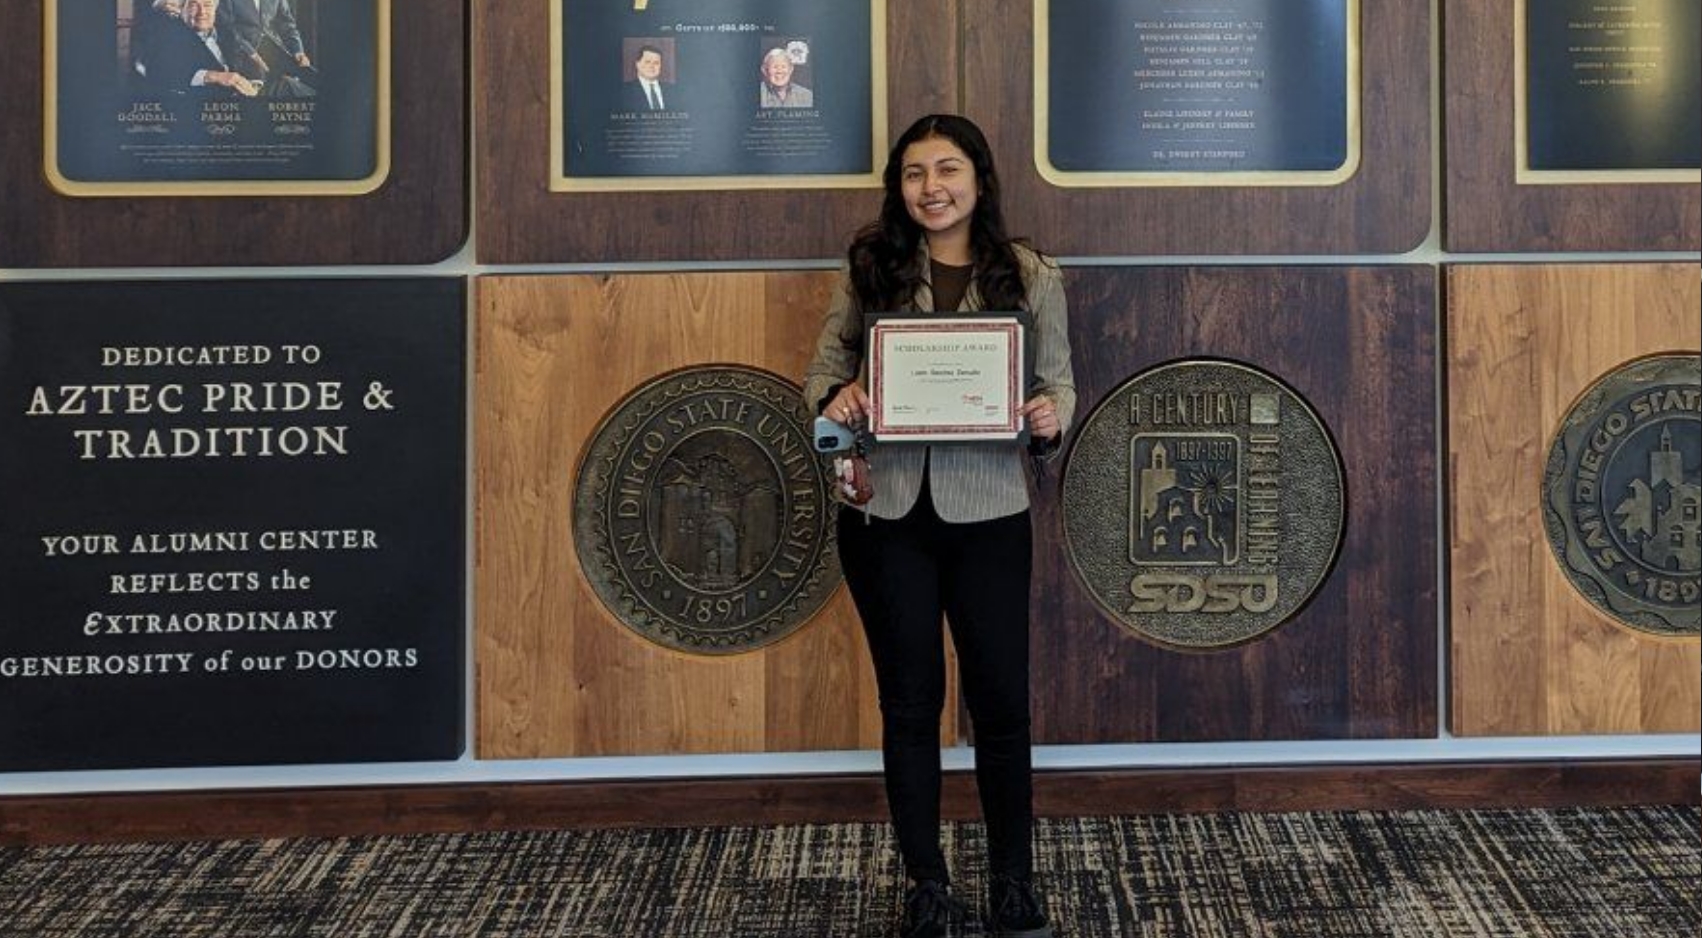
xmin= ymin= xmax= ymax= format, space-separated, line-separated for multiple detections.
xmin=867 ymin=316 xmax=1026 ymax=442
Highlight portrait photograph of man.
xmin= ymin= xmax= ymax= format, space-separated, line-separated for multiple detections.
xmin=132 ymin=0 xmax=258 ymax=97
xmin=621 ymin=39 xmax=678 ymax=112
xmin=758 ymin=42 xmax=812 ymax=109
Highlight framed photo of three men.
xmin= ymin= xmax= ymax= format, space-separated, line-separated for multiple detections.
xmin=5 ymin=0 xmax=463 ymax=267
xmin=48 ymin=0 xmax=388 ymax=195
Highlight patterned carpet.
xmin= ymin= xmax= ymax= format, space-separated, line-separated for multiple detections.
xmin=0 ymin=806 xmax=1696 ymax=937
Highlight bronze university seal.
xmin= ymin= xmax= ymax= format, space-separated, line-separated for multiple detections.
xmin=573 ymin=366 xmax=841 ymax=654
xmin=1543 ymin=355 xmax=1700 ymax=637
xmin=1062 ymin=359 xmax=1345 ymax=649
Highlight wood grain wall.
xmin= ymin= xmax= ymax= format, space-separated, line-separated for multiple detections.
xmin=1030 ymin=266 xmax=1439 ymax=743
xmin=1447 ymin=264 xmax=1702 ymax=736
xmin=0 ymin=1 xmax=466 ymax=268
xmin=1442 ymin=1 xmax=1700 ymax=252
xmin=475 ymin=273 xmax=956 ymax=758
xmin=962 ymin=0 xmax=1431 ymax=255
xmin=475 ymin=2 xmax=958 ymax=263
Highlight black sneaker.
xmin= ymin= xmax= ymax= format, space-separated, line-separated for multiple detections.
xmin=900 ymin=879 xmax=956 ymax=938
xmin=985 ymin=876 xmax=1053 ymax=937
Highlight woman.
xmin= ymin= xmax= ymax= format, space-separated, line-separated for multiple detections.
xmin=803 ymin=114 xmax=1073 ymax=938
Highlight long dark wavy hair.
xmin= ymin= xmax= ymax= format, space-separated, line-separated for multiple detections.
xmin=846 ymin=114 xmax=1030 ymax=313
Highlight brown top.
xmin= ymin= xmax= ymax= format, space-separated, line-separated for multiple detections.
xmin=929 ymin=259 xmax=973 ymax=313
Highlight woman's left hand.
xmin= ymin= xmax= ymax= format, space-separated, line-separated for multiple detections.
xmin=1021 ymin=395 xmax=1061 ymax=441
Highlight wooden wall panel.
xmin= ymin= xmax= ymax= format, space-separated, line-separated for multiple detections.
xmin=475 ymin=2 xmax=958 ymax=263
xmin=962 ymin=0 xmax=1431 ymax=256
xmin=0 ymin=1 xmax=466 ymax=268
xmin=476 ymin=273 xmax=946 ymax=758
xmin=1032 ymin=266 xmax=1438 ymax=743
xmin=1442 ymin=2 xmax=1700 ymax=251
xmin=1447 ymin=264 xmax=1701 ymax=736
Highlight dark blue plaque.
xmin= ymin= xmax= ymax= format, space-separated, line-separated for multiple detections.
xmin=48 ymin=0 xmax=387 ymax=195
xmin=0 ymin=279 xmax=465 ymax=772
xmin=1043 ymin=0 xmax=1353 ymax=180
xmin=1525 ymin=0 xmax=1701 ymax=172
xmin=555 ymin=0 xmax=879 ymax=187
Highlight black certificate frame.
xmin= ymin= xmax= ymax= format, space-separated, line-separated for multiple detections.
xmin=1514 ymin=0 xmax=1702 ymax=186
xmin=864 ymin=312 xmax=1034 ymax=445
xmin=1035 ymin=0 xmax=1362 ymax=188
xmin=43 ymin=0 xmax=393 ymax=198
xmin=549 ymin=0 xmax=888 ymax=192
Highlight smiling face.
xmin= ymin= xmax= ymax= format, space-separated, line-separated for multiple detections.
xmin=899 ymin=135 xmax=980 ymax=250
xmin=182 ymin=0 xmax=218 ymax=32
xmin=761 ymin=51 xmax=793 ymax=88
xmin=634 ymin=49 xmax=663 ymax=81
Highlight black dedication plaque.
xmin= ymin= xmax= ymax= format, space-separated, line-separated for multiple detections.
xmin=1523 ymin=0 xmax=1701 ymax=176
xmin=0 ymin=279 xmax=464 ymax=772
xmin=47 ymin=0 xmax=388 ymax=196
xmin=1543 ymin=355 xmax=1700 ymax=636
xmin=573 ymin=366 xmax=841 ymax=655
xmin=1041 ymin=0 xmax=1356 ymax=184
xmin=553 ymin=0 xmax=882 ymax=190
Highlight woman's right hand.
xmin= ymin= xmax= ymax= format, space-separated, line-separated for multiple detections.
xmin=825 ymin=382 xmax=871 ymax=427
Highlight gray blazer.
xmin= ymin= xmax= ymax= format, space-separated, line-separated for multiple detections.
xmin=218 ymin=0 xmax=306 ymax=64
xmin=802 ymin=243 xmax=1076 ymax=523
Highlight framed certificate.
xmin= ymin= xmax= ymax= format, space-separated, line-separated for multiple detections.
xmin=865 ymin=315 xmax=1029 ymax=443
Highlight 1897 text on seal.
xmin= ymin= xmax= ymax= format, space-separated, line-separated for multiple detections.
xmin=1061 ymin=359 xmax=1345 ymax=649
xmin=573 ymin=366 xmax=841 ymax=654
xmin=1543 ymin=354 xmax=1700 ymax=637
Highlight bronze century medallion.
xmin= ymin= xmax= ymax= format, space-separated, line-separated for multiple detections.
xmin=1542 ymin=354 xmax=1700 ymax=637
xmin=573 ymin=365 xmax=841 ymax=654
xmin=1061 ymin=359 xmax=1346 ymax=649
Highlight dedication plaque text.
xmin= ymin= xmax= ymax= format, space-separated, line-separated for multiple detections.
xmin=0 ymin=279 xmax=465 ymax=771
xmin=1521 ymin=0 xmax=1701 ymax=179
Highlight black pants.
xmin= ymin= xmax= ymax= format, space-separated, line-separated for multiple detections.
xmin=837 ymin=489 xmax=1035 ymax=885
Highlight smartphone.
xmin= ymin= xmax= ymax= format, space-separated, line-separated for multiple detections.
xmin=812 ymin=416 xmax=857 ymax=453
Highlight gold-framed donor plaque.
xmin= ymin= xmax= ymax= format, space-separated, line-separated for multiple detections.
xmin=45 ymin=0 xmax=391 ymax=196
xmin=1515 ymin=0 xmax=1700 ymax=185
xmin=1061 ymin=359 xmax=1345 ymax=650
xmin=572 ymin=365 xmax=842 ymax=655
xmin=1036 ymin=0 xmax=1361 ymax=188
xmin=550 ymin=0 xmax=886 ymax=192
xmin=1542 ymin=354 xmax=1701 ymax=637
xmin=1442 ymin=1 xmax=1698 ymax=251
